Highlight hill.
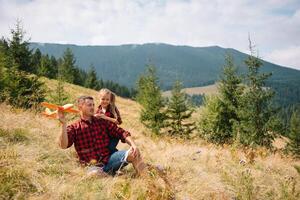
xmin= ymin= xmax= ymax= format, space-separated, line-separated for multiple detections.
xmin=163 ymin=83 xmax=218 ymax=97
xmin=30 ymin=43 xmax=300 ymax=90
xmin=1 ymin=78 xmax=300 ymax=199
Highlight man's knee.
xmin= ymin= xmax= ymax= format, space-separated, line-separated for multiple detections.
xmin=126 ymin=149 xmax=135 ymax=162
xmin=126 ymin=149 xmax=141 ymax=163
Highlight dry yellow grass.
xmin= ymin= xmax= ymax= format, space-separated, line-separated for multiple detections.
xmin=163 ymin=84 xmax=219 ymax=97
xmin=1 ymin=78 xmax=300 ymax=200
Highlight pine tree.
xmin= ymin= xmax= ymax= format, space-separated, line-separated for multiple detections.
xmin=286 ymin=109 xmax=300 ymax=158
xmin=31 ymin=48 xmax=42 ymax=74
xmin=48 ymin=78 xmax=70 ymax=105
xmin=136 ymin=65 xmax=166 ymax=135
xmin=198 ymin=55 xmax=243 ymax=144
xmin=48 ymin=64 xmax=70 ymax=105
xmin=4 ymin=67 xmax=46 ymax=109
xmin=0 ymin=38 xmax=10 ymax=101
xmin=219 ymin=55 xmax=243 ymax=143
xmin=73 ymin=67 xmax=87 ymax=86
xmin=60 ymin=48 xmax=76 ymax=83
xmin=84 ymin=65 xmax=100 ymax=89
xmin=1 ymin=22 xmax=46 ymax=109
xmin=237 ymin=40 xmax=276 ymax=148
xmin=7 ymin=20 xmax=33 ymax=72
xmin=198 ymin=95 xmax=225 ymax=143
xmin=38 ymin=54 xmax=52 ymax=77
xmin=166 ymin=80 xmax=195 ymax=138
xmin=49 ymin=55 xmax=58 ymax=79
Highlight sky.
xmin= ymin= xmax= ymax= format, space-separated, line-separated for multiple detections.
xmin=0 ymin=0 xmax=300 ymax=70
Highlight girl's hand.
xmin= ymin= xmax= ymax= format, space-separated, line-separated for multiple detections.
xmin=94 ymin=113 xmax=105 ymax=119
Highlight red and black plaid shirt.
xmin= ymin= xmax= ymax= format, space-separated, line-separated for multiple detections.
xmin=66 ymin=116 xmax=130 ymax=165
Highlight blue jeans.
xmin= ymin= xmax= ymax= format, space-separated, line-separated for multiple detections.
xmin=103 ymin=150 xmax=129 ymax=175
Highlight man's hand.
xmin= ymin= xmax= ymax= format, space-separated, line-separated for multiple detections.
xmin=57 ymin=109 xmax=68 ymax=149
xmin=57 ymin=110 xmax=66 ymax=124
xmin=130 ymin=144 xmax=141 ymax=158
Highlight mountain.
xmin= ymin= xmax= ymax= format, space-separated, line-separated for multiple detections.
xmin=30 ymin=43 xmax=300 ymax=89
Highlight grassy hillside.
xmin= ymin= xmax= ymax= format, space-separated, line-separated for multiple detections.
xmin=163 ymin=84 xmax=218 ymax=97
xmin=1 ymin=78 xmax=300 ymax=200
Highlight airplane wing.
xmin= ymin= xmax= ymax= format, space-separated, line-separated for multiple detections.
xmin=41 ymin=102 xmax=79 ymax=119
xmin=41 ymin=102 xmax=75 ymax=111
xmin=42 ymin=108 xmax=57 ymax=118
xmin=64 ymin=108 xmax=79 ymax=113
xmin=62 ymin=104 xmax=74 ymax=110
xmin=41 ymin=102 xmax=61 ymax=110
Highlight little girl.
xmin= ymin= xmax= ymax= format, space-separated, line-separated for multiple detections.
xmin=95 ymin=88 xmax=122 ymax=153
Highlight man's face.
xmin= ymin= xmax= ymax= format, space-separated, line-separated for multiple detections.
xmin=79 ymin=99 xmax=95 ymax=116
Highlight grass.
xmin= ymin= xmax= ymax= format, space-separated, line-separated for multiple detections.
xmin=0 ymin=78 xmax=300 ymax=199
xmin=0 ymin=128 xmax=29 ymax=144
xmin=221 ymin=165 xmax=256 ymax=200
xmin=163 ymin=83 xmax=219 ymax=97
xmin=0 ymin=147 xmax=39 ymax=200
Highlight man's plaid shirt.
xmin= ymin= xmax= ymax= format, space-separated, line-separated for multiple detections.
xmin=66 ymin=116 xmax=130 ymax=165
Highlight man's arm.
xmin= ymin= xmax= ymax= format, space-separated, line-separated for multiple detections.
xmin=57 ymin=110 xmax=69 ymax=149
xmin=105 ymin=120 xmax=141 ymax=157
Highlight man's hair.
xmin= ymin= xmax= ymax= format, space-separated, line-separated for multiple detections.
xmin=77 ymin=95 xmax=93 ymax=106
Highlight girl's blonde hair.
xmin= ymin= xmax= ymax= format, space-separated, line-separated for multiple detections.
xmin=98 ymin=88 xmax=117 ymax=118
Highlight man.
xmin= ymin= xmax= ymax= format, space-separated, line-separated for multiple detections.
xmin=57 ymin=95 xmax=146 ymax=176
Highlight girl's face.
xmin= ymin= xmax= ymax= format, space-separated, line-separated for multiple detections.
xmin=99 ymin=92 xmax=110 ymax=108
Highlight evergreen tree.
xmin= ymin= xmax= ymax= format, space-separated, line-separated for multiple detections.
xmin=0 ymin=38 xmax=10 ymax=97
xmin=7 ymin=20 xmax=33 ymax=72
xmin=60 ymin=48 xmax=76 ymax=83
xmin=198 ymin=55 xmax=243 ymax=144
xmin=0 ymin=65 xmax=4 ymax=100
xmin=49 ymin=78 xmax=70 ymax=105
xmin=198 ymin=95 xmax=225 ymax=143
xmin=84 ymin=65 xmax=100 ymax=89
xmin=218 ymin=55 xmax=243 ymax=142
xmin=186 ymin=94 xmax=205 ymax=106
xmin=136 ymin=65 xmax=166 ymax=135
xmin=73 ymin=67 xmax=87 ymax=86
xmin=48 ymin=64 xmax=70 ymax=105
xmin=0 ymin=37 xmax=10 ymax=67
xmin=236 ymin=41 xmax=276 ymax=148
xmin=165 ymin=80 xmax=196 ymax=138
xmin=38 ymin=54 xmax=52 ymax=77
xmin=49 ymin=55 xmax=58 ymax=78
xmin=4 ymin=67 xmax=46 ymax=109
xmin=286 ymin=108 xmax=300 ymax=158
xmin=31 ymin=48 xmax=42 ymax=73
xmin=0 ymin=23 xmax=46 ymax=109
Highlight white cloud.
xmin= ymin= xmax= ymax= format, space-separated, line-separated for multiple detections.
xmin=265 ymin=46 xmax=300 ymax=70
xmin=0 ymin=0 xmax=299 ymax=69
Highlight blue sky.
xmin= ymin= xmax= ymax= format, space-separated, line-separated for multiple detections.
xmin=0 ymin=0 xmax=299 ymax=70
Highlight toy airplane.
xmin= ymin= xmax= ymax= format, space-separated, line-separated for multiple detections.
xmin=41 ymin=102 xmax=79 ymax=119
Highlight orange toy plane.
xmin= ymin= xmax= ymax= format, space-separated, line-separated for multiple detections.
xmin=41 ymin=102 xmax=79 ymax=119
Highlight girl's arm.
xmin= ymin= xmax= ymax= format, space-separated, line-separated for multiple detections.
xmin=101 ymin=115 xmax=119 ymax=124
xmin=95 ymin=113 xmax=119 ymax=124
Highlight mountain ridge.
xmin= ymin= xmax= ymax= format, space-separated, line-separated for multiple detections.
xmin=30 ymin=42 xmax=300 ymax=89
